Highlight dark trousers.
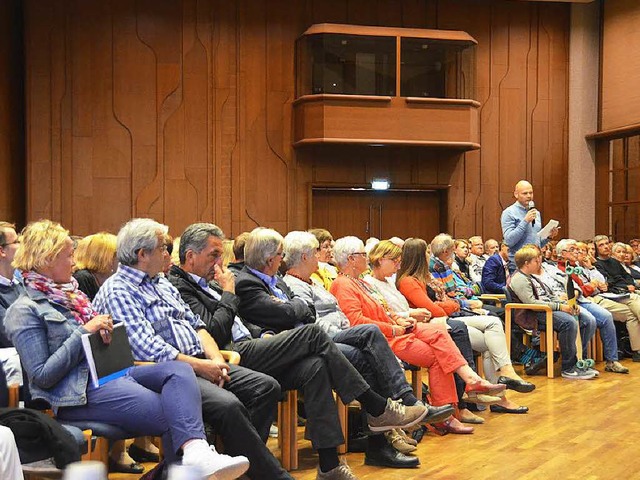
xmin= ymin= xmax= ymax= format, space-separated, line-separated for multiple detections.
xmin=197 ymin=364 xmax=289 ymax=480
xmin=447 ymin=319 xmax=475 ymax=409
xmin=234 ymin=324 xmax=371 ymax=450
xmin=536 ymin=311 xmax=579 ymax=371
xmin=331 ymin=324 xmax=413 ymax=401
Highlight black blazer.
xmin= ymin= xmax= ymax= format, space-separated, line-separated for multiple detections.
xmin=235 ymin=266 xmax=316 ymax=334
xmin=167 ymin=265 xmax=261 ymax=349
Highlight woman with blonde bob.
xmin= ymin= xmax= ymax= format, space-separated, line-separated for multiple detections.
xmin=73 ymin=232 xmax=118 ymax=300
xmin=5 ymin=220 xmax=249 ymax=480
xmin=330 ymin=236 xmax=507 ymax=434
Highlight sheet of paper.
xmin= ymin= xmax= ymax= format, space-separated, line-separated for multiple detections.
xmin=538 ymin=219 xmax=559 ymax=240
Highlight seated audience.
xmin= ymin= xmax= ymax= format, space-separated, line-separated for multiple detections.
xmin=467 ymin=236 xmax=487 ymax=284
xmin=233 ymin=227 xmax=429 ymax=478
xmin=393 ymin=239 xmax=533 ymax=415
xmin=280 ymin=231 xmax=451 ymax=461
xmin=481 ymin=242 xmax=512 ymax=294
xmin=329 ymin=236 xmax=507 ymax=434
xmin=73 ymin=230 xmax=160 ymax=472
xmin=73 ymin=233 xmax=118 ymax=300
xmin=484 ymin=239 xmax=499 ymax=257
xmin=509 ymin=244 xmax=595 ymax=379
xmin=555 ymin=239 xmax=628 ymax=373
xmin=0 ymin=222 xmax=23 ymax=388
xmin=620 ymin=243 xmax=640 ymax=285
xmin=227 ymin=232 xmax=249 ymax=276
xmin=93 ymin=218 xmax=285 ymax=480
xmin=453 ymin=240 xmax=474 ymax=282
xmin=5 ymin=220 xmax=249 ymax=479
xmin=308 ymin=228 xmax=338 ymax=290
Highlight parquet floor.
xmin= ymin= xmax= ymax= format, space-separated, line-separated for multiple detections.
xmin=111 ymin=359 xmax=640 ymax=480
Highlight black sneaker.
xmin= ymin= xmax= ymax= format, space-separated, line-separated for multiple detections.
xmin=524 ymin=353 xmax=548 ymax=376
xmin=632 ymin=351 xmax=640 ymax=362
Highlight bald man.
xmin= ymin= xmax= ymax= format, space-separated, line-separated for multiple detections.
xmin=500 ymin=180 xmax=558 ymax=262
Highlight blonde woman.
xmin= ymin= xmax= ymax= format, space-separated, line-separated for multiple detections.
xmin=6 ymin=220 xmax=249 ymax=479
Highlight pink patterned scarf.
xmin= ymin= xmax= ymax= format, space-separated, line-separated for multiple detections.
xmin=22 ymin=270 xmax=98 ymax=325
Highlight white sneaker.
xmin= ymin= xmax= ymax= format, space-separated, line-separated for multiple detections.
xmin=561 ymin=366 xmax=596 ymax=380
xmin=182 ymin=441 xmax=249 ymax=480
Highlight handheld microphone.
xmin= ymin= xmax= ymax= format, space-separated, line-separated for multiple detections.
xmin=528 ymin=200 xmax=536 ymax=227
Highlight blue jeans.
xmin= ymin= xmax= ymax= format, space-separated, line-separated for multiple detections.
xmin=332 ymin=324 xmax=412 ymax=401
xmin=537 ymin=311 xmax=579 ymax=371
xmin=579 ymin=301 xmax=618 ymax=361
xmin=57 ymin=361 xmax=205 ymax=462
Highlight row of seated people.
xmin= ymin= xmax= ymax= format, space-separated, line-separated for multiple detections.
xmin=0 ymin=218 xmax=636 ymax=478
xmin=0 ymin=219 xmax=484 ymax=480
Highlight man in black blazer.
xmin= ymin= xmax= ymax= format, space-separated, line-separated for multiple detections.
xmin=169 ymin=224 xmax=430 ymax=477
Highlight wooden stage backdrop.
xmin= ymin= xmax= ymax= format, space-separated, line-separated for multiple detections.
xmin=15 ymin=0 xmax=570 ymax=238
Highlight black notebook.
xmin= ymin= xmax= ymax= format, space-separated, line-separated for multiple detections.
xmin=81 ymin=324 xmax=134 ymax=388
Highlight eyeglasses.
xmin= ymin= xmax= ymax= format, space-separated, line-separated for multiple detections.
xmin=383 ymin=257 xmax=401 ymax=265
xmin=350 ymin=252 xmax=367 ymax=257
xmin=0 ymin=240 xmax=20 ymax=247
xmin=562 ymin=247 xmax=577 ymax=253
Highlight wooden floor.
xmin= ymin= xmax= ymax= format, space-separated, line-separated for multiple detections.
xmin=111 ymin=359 xmax=639 ymax=480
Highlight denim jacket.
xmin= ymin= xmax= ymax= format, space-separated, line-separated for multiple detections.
xmin=4 ymin=287 xmax=90 ymax=407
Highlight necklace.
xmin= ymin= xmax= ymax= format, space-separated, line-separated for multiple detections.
xmin=286 ymin=271 xmax=312 ymax=285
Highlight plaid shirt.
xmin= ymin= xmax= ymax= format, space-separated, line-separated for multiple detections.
xmin=93 ymin=264 xmax=205 ymax=362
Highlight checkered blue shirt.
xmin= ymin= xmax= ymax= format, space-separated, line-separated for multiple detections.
xmin=93 ymin=264 xmax=205 ymax=362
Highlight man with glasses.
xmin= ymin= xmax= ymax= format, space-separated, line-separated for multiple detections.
xmin=467 ymin=236 xmax=487 ymax=284
xmin=552 ymin=239 xmax=628 ymax=373
xmin=235 ymin=227 xmax=429 ymax=478
xmin=93 ymin=218 xmax=290 ymax=480
xmin=0 ymin=222 xmax=23 ymax=387
xmin=593 ymin=235 xmax=640 ymax=361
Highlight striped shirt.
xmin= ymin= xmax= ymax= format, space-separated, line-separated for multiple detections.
xmin=93 ymin=264 xmax=205 ymax=362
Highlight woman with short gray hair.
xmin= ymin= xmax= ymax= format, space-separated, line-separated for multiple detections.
xmin=330 ymin=236 xmax=508 ymax=433
xmin=282 ymin=231 xmax=453 ymax=461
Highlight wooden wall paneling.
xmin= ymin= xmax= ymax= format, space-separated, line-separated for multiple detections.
xmin=538 ymin=4 xmax=569 ymax=229
xmin=212 ymin=0 xmax=237 ymax=236
xmin=109 ymin=0 xmax=154 ymax=233
xmin=347 ymin=0 xmax=379 ymax=26
xmin=237 ymin=0 xmax=288 ymax=234
xmin=400 ymin=0 xmax=430 ymax=29
xmin=25 ymin=1 xmax=54 ymax=222
xmin=311 ymin=0 xmax=349 ymax=26
xmin=0 ymin=0 xmax=25 ymax=225
xmin=375 ymin=0 xmax=404 ymax=27
xmin=593 ymin=139 xmax=609 ymax=235
xmin=133 ymin=0 xmax=183 ymax=223
xmin=601 ymin=0 xmax=640 ymax=131
xmin=163 ymin=0 xmax=211 ymax=235
xmin=437 ymin=1 xmax=492 ymax=237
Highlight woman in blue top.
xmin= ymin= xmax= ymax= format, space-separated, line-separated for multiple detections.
xmin=5 ymin=220 xmax=249 ymax=480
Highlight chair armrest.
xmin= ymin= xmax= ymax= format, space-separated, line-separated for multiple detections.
xmin=134 ymin=361 xmax=155 ymax=366
xmin=505 ymin=303 xmax=552 ymax=312
xmin=479 ymin=294 xmax=505 ymax=302
xmin=221 ymin=350 xmax=241 ymax=365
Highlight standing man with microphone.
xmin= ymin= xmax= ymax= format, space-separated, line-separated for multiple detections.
xmin=501 ymin=180 xmax=559 ymax=266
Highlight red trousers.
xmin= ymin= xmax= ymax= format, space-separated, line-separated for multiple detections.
xmin=389 ymin=323 xmax=466 ymax=406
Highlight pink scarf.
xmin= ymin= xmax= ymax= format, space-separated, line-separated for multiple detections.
xmin=22 ymin=270 xmax=98 ymax=325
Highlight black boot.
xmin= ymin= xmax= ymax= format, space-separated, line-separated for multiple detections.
xmin=364 ymin=438 xmax=420 ymax=468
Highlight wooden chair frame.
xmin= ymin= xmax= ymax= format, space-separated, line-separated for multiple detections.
xmin=505 ymin=303 xmax=556 ymax=378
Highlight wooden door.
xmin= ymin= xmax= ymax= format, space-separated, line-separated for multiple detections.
xmin=311 ymin=189 xmax=443 ymax=241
